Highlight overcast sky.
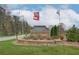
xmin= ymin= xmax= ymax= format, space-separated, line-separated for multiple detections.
xmin=6 ymin=4 xmax=79 ymax=29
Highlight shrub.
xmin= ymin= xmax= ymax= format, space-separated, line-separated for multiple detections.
xmin=66 ymin=25 xmax=79 ymax=42
xmin=66 ymin=33 xmax=79 ymax=42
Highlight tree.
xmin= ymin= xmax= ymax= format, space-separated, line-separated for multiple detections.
xmin=0 ymin=5 xmax=31 ymax=36
xmin=50 ymin=25 xmax=59 ymax=39
xmin=0 ymin=6 xmax=8 ymax=35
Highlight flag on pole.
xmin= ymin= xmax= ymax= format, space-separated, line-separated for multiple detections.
xmin=33 ymin=12 xmax=39 ymax=20
xmin=57 ymin=10 xmax=60 ymax=16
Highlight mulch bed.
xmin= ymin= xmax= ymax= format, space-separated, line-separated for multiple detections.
xmin=15 ymin=39 xmax=79 ymax=47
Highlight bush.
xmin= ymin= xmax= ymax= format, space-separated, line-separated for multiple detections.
xmin=66 ymin=25 xmax=79 ymax=42
xmin=66 ymin=33 xmax=79 ymax=42
xmin=60 ymin=35 xmax=64 ymax=40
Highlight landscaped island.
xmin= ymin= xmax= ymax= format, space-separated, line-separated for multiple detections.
xmin=0 ymin=40 xmax=79 ymax=55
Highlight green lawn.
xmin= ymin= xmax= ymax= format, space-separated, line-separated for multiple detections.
xmin=0 ymin=40 xmax=79 ymax=55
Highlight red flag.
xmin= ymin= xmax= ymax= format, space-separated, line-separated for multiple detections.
xmin=33 ymin=12 xmax=39 ymax=20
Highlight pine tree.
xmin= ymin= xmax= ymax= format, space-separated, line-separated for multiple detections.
xmin=50 ymin=25 xmax=59 ymax=39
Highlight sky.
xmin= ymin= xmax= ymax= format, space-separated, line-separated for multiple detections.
xmin=5 ymin=4 xmax=79 ymax=29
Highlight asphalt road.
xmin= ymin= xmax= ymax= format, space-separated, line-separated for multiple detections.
xmin=0 ymin=35 xmax=25 ymax=41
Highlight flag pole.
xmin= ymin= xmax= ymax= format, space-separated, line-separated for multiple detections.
xmin=59 ymin=10 xmax=60 ymax=39
xmin=57 ymin=9 xmax=61 ymax=39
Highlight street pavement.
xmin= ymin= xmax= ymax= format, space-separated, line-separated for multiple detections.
xmin=0 ymin=35 xmax=25 ymax=41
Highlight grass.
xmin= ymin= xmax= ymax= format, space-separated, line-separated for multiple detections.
xmin=0 ymin=40 xmax=79 ymax=55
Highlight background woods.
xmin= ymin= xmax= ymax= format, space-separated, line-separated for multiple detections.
xmin=0 ymin=5 xmax=31 ymax=36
